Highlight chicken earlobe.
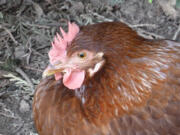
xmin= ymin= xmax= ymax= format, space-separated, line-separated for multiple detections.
xmin=88 ymin=59 xmax=105 ymax=77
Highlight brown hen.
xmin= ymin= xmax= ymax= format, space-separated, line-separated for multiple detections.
xmin=33 ymin=22 xmax=180 ymax=135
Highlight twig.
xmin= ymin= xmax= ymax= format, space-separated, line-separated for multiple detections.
xmin=0 ymin=103 xmax=17 ymax=119
xmin=130 ymin=24 xmax=157 ymax=28
xmin=88 ymin=10 xmax=113 ymax=22
xmin=25 ymin=37 xmax=32 ymax=65
xmin=36 ymin=44 xmax=50 ymax=51
xmin=173 ymin=26 xmax=180 ymax=40
xmin=0 ymin=61 xmax=4 ymax=64
xmin=109 ymin=11 xmax=158 ymax=30
xmin=0 ymin=102 xmax=23 ymax=134
xmin=0 ymin=91 xmax=6 ymax=97
xmin=0 ymin=112 xmax=16 ymax=119
xmin=23 ymin=66 xmax=43 ymax=72
xmin=15 ymin=67 xmax=34 ymax=91
xmin=32 ymin=48 xmax=47 ymax=58
xmin=0 ymin=25 xmax=18 ymax=45
xmin=12 ymin=122 xmax=24 ymax=134
xmin=137 ymin=29 xmax=164 ymax=39
xmin=22 ymin=22 xmax=50 ymax=29
xmin=108 ymin=11 xmax=157 ymax=28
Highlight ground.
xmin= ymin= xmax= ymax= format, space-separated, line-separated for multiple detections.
xmin=0 ymin=0 xmax=180 ymax=135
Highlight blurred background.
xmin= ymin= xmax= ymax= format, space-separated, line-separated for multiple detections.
xmin=0 ymin=0 xmax=180 ymax=134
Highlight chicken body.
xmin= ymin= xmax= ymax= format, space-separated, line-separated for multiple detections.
xmin=33 ymin=22 xmax=180 ymax=135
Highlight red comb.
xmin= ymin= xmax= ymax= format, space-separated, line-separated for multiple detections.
xmin=48 ymin=22 xmax=80 ymax=64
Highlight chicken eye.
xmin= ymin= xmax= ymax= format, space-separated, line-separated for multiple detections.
xmin=78 ymin=52 xmax=86 ymax=59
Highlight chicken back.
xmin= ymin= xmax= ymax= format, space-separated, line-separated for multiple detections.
xmin=33 ymin=22 xmax=180 ymax=135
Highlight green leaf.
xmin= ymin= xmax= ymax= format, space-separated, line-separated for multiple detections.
xmin=0 ymin=12 xmax=3 ymax=19
xmin=176 ymin=0 xmax=180 ymax=8
xmin=148 ymin=0 xmax=152 ymax=3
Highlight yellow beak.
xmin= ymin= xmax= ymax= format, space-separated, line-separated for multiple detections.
xmin=42 ymin=64 xmax=65 ymax=78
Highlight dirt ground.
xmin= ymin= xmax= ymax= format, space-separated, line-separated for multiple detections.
xmin=0 ymin=0 xmax=180 ymax=135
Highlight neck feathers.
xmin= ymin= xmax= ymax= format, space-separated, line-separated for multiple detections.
xmin=79 ymin=40 xmax=173 ymax=125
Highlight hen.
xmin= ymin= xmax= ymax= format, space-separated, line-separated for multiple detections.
xmin=33 ymin=22 xmax=180 ymax=135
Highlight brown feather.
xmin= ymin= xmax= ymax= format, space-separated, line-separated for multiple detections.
xmin=33 ymin=22 xmax=180 ymax=135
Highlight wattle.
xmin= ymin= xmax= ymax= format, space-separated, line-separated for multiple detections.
xmin=60 ymin=69 xmax=85 ymax=90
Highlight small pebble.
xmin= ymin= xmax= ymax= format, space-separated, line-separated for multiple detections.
xmin=23 ymin=95 xmax=30 ymax=100
xmin=19 ymin=100 xmax=30 ymax=113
